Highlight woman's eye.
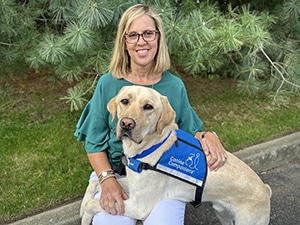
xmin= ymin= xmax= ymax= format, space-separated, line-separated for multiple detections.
xmin=128 ymin=33 xmax=137 ymax=38
xmin=144 ymin=30 xmax=154 ymax=37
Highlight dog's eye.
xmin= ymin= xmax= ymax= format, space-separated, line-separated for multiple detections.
xmin=143 ymin=104 xmax=153 ymax=110
xmin=120 ymin=99 xmax=129 ymax=105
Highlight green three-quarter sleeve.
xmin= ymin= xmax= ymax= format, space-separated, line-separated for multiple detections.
xmin=74 ymin=73 xmax=130 ymax=166
xmin=74 ymin=78 xmax=111 ymax=153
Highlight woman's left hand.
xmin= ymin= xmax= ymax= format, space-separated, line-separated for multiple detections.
xmin=195 ymin=131 xmax=227 ymax=171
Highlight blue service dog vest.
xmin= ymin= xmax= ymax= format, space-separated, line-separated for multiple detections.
xmin=126 ymin=129 xmax=207 ymax=207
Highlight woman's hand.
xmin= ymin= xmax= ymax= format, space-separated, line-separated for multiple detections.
xmin=87 ymin=152 xmax=129 ymax=215
xmin=195 ymin=131 xmax=227 ymax=171
xmin=100 ymin=177 xmax=129 ymax=215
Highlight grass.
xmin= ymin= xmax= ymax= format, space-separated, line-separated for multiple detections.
xmin=0 ymin=72 xmax=299 ymax=224
xmin=183 ymin=74 xmax=300 ymax=150
xmin=0 ymin=74 xmax=91 ymax=223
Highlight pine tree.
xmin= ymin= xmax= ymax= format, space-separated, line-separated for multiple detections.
xmin=0 ymin=0 xmax=299 ymax=110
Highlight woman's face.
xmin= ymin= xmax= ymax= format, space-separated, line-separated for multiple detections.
xmin=125 ymin=14 xmax=158 ymax=70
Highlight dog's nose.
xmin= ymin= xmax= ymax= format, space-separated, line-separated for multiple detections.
xmin=120 ymin=117 xmax=136 ymax=131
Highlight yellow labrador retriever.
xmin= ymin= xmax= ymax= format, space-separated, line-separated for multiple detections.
xmin=80 ymin=86 xmax=271 ymax=225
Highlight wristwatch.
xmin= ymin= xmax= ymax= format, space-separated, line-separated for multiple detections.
xmin=98 ymin=169 xmax=115 ymax=183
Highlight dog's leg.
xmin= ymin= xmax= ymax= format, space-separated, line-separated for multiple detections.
xmin=234 ymin=184 xmax=271 ymax=225
xmin=234 ymin=202 xmax=271 ymax=225
xmin=81 ymin=198 xmax=102 ymax=225
xmin=212 ymin=201 xmax=235 ymax=225
xmin=212 ymin=193 xmax=271 ymax=225
xmin=211 ymin=186 xmax=271 ymax=225
xmin=81 ymin=177 xmax=135 ymax=225
xmin=81 ymin=194 xmax=151 ymax=225
xmin=232 ymin=206 xmax=269 ymax=225
xmin=80 ymin=181 xmax=100 ymax=218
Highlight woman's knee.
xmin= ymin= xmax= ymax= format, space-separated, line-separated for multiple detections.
xmin=143 ymin=200 xmax=186 ymax=225
xmin=92 ymin=212 xmax=137 ymax=225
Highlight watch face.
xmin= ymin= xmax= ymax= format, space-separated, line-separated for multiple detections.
xmin=102 ymin=171 xmax=108 ymax=177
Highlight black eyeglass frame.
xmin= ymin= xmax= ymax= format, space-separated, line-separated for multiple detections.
xmin=124 ymin=30 xmax=160 ymax=44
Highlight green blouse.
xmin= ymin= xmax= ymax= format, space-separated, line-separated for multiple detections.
xmin=74 ymin=71 xmax=203 ymax=167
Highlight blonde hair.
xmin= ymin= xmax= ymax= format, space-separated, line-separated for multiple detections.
xmin=109 ymin=4 xmax=170 ymax=78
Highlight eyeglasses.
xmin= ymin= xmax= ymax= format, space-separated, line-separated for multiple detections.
xmin=124 ymin=30 xmax=159 ymax=44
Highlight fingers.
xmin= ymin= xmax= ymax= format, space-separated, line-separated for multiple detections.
xmin=207 ymin=148 xmax=227 ymax=171
xmin=122 ymin=189 xmax=129 ymax=200
xmin=116 ymin=196 xmax=125 ymax=215
xmin=100 ymin=179 xmax=128 ymax=215
xmin=100 ymin=194 xmax=118 ymax=215
xmin=199 ymin=133 xmax=227 ymax=171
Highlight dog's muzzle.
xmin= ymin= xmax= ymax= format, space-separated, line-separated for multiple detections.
xmin=118 ymin=117 xmax=140 ymax=142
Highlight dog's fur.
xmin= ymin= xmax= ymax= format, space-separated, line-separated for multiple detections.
xmin=80 ymin=86 xmax=272 ymax=225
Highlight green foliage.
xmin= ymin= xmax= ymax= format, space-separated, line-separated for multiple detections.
xmin=64 ymin=22 xmax=96 ymax=52
xmin=0 ymin=0 xmax=299 ymax=108
xmin=60 ymin=85 xmax=87 ymax=111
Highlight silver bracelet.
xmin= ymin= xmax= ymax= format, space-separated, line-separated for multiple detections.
xmin=97 ymin=169 xmax=116 ymax=183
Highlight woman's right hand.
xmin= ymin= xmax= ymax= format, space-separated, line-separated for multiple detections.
xmin=87 ymin=152 xmax=129 ymax=215
xmin=100 ymin=177 xmax=129 ymax=215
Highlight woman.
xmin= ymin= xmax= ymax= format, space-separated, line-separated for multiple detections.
xmin=75 ymin=4 xmax=227 ymax=225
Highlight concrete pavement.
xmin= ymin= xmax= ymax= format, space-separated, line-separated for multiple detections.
xmin=7 ymin=132 xmax=300 ymax=225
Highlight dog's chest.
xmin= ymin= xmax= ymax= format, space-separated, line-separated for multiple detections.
xmin=126 ymin=168 xmax=162 ymax=193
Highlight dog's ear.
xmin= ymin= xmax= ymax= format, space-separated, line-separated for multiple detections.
xmin=107 ymin=96 xmax=117 ymax=121
xmin=157 ymin=96 xmax=176 ymax=134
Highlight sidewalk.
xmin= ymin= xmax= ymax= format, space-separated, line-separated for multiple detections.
xmin=8 ymin=132 xmax=300 ymax=225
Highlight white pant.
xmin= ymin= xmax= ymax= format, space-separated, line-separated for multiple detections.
xmin=89 ymin=171 xmax=186 ymax=225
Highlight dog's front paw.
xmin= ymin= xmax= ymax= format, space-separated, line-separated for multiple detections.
xmin=80 ymin=200 xmax=87 ymax=218
xmin=81 ymin=198 xmax=103 ymax=225
xmin=80 ymin=181 xmax=101 ymax=217
xmin=81 ymin=211 xmax=94 ymax=225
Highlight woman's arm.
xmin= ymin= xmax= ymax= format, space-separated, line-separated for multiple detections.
xmin=87 ymin=152 xmax=128 ymax=215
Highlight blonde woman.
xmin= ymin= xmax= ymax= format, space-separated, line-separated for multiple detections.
xmin=75 ymin=4 xmax=226 ymax=225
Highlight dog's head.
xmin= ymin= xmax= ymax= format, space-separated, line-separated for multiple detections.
xmin=107 ymin=86 xmax=177 ymax=151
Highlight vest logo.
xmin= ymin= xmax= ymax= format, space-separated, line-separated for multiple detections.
xmin=168 ymin=152 xmax=201 ymax=175
xmin=185 ymin=153 xmax=201 ymax=170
